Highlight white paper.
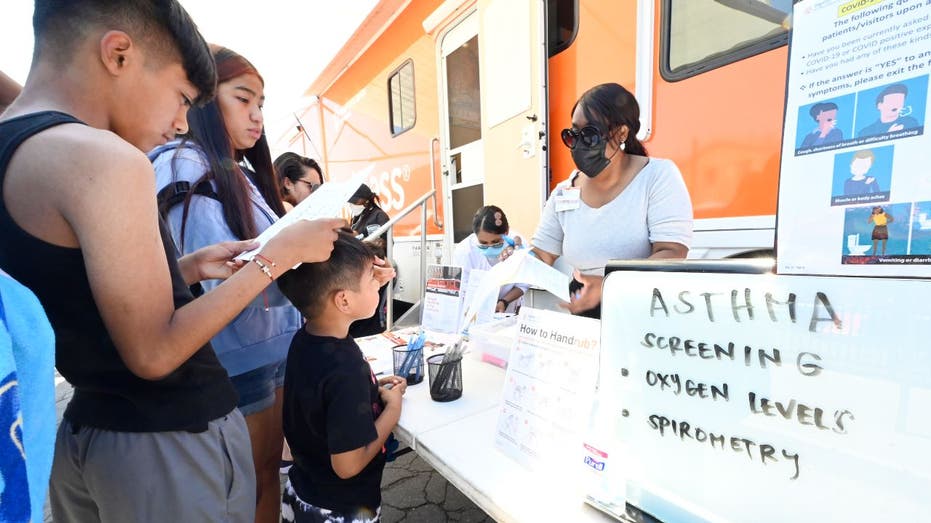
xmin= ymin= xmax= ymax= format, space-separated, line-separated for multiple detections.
xmin=235 ymin=172 xmax=366 ymax=261
xmin=421 ymin=265 xmax=464 ymax=334
xmin=353 ymin=332 xmax=399 ymax=376
xmin=495 ymin=308 xmax=601 ymax=474
xmin=460 ymin=250 xmax=571 ymax=331
xmin=460 ymin=269 xmax=497 ymax=329
xmin=777 ymin=0 xmax=931 ymax=276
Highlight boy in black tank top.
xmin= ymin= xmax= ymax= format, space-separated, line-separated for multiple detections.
xmin=0 ymin=2 xmax=350 ymax=521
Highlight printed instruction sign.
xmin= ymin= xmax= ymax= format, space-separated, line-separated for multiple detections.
xmin=777 ymin=0 xmax=931 ymax=276
xmin=600 ymin=265 xmax=931 ymax=522
xmin=494 ymin=308 xmax=600 ymax=473
xmin=420 ymin=265 xmax=463 ymax=333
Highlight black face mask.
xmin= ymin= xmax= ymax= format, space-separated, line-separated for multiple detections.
xmin=571 ymin=139 xmax=618 ymax=178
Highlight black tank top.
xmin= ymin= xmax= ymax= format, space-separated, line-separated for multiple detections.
xmin=0 ymin=111 xmax=237 ymax=432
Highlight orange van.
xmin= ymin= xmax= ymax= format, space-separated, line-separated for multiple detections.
xmin=276 ymin=0 xmax=790 ymax=303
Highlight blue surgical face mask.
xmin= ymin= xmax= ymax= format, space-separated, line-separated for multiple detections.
xmin=480 ymin=243 xmax=506 ymax=259
xmin=478 ymin=235 xmax=516 ymax=260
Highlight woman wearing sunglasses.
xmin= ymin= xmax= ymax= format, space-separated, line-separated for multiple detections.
xmin=274 ymin=152 xmax=324 ymax=209
xmin=531 ymin=83 xmax=693 ymax=318
xmin=454 ymin=205 xmax=528 ymax=313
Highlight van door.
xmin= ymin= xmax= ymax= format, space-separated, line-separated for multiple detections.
xmin=440 ymin=12 xmax=483 ymax=252
xmin=439 ymin=0 xmax=547 ymax=254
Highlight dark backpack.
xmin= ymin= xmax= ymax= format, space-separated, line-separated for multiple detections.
xmin=152 ymin=143 xmax=221 ymax=221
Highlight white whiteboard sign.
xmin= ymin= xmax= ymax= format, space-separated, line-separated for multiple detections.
xmin=599 ymin=262 xmax=931 ymax=522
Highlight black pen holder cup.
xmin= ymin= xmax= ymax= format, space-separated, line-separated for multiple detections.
xmin=427 ymin=353 xmax=463 ymax=402
xmin=392 ymin=345 xmax=425 ymax=385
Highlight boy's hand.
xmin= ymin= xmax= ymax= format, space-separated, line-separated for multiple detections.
xmin=379 ymin=382 xmax=404 ymax=407
xmin=379 ymin=375 xmax=407 ymax=395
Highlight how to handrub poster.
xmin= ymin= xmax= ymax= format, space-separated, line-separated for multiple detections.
xmin=778 ymin=0 xmax=931 ymax=276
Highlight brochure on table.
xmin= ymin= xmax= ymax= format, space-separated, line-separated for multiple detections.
xmin=777 ymin=0 xmax=931 ymax=276
xmin=493 ymin=308 xmax=611 ymax=505
xmin=421 ymin=265 xmax=464 ymax=333
xmin=355 ymin=328 xmax=462 ymax=377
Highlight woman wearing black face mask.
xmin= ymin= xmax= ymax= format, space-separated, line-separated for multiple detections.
xmin=530 ymin=83 xmax=693 ymax=318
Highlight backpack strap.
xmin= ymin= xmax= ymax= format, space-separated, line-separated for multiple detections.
xmin=156 ymin=180 xmax=219 ymax=221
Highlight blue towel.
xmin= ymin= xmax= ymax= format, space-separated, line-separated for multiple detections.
xmin=0 ymin=270 xmax=56 ymax=522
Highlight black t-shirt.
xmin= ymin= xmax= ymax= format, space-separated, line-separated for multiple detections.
xmin=0 ymin=111 xmax=237 ymax=432
xmin=283 ymin=327 xmax=386 ymax=513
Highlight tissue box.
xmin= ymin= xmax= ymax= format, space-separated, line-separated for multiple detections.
xmin=466 ymin=315 xmax=518 ymax=368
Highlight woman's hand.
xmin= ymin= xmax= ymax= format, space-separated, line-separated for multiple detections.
xmin=560 ymin=269 xmax=603 ymax=314
xmin=373 ymin=256 xmax=397 ymax=287
xmin=495 ymin=300 xmax=508 ymax=313
xmin=265 ymin=218 xmax=345 ymax=267
xmin=179 ymin=239 xmax=259 ymax=285
xmin=499 ymin=235 xmax=523 ymax=262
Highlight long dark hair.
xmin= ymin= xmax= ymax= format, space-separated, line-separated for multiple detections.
xmin=351 ymin=184 xmax=382 ymax=210
xmin=274 ymin=152 xmax=323 ymax=198
xmin=573 ymin=83 xmax=648 ymax=157
xmin=172 ymin=45 xmax=285 ymax=244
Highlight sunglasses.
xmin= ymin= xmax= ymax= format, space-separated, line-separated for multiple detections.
xmin=476 ymin=241 xmax=505 ymax=250
xmin=297 ymin=179 xmax=321 ymax=192
xmin=560 ymin=125 xmax=607 ymax=150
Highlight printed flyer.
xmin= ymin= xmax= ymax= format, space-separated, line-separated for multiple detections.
xmin=777 ymin=0 xmax=931 ymax=276
xmin=420 ymin=265 xmax=463 ymax=333
xmin=494 ymin=308 xmax=600 ymax=473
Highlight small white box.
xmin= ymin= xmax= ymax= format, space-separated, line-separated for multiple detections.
xmin=466 ymin=315 xmax=518 ymax=368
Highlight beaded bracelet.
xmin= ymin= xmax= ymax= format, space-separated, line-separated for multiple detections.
xmin=252 ymin=257 xmax=274 ymax=281
xmin=255 ymin=253 xmax=277 ymax=269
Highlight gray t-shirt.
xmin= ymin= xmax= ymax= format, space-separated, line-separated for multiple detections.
xmin=532 ymin=158 xmax=693 ymax=276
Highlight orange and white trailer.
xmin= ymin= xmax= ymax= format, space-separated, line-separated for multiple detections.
xmin=277 ymin=0 xmax=792 ymax=304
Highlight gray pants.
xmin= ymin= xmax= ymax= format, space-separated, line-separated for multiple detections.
xmin=50 ymin=410 xmax=255 ymax=523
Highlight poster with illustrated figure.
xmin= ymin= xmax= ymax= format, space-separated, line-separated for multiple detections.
xmin=778 ymin=0 xmax=931 ymax=276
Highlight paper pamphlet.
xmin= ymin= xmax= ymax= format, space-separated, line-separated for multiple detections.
xmin=352 ymin=332 xmax=397 ymax=376
xmin=235 ymin=173 xmax=366 ymax=261
xmin=495 ymin=307 xmax=600 ymax=475
xmin=460 ymin=269 xmax=497 ymax=327
xmin=421 ymin=265 xmax=464 ymax=334
xmin=460 ymin=250 xmax=571 ymax=331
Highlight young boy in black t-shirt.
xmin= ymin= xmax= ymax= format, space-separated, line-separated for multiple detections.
xmin=277 ymin=231 xmax=406 ymax=523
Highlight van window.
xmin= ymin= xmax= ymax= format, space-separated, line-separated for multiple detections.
xmin=389 ymin=60 xmax=416 ymax=136
xmin=662 ymin=0 xmax=791 ymax=81
xmin=547 ymin=0 xmax=578 ymax=57
xmin=446 ymin=36 xmax=482 ymax=149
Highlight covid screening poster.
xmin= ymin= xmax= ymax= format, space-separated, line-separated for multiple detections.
xmin=777 ymin=0 xmax=931 ymax=276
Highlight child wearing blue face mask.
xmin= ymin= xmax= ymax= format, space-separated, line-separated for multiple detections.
xmin=453 ymin=205 xmax=528 ymax=313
